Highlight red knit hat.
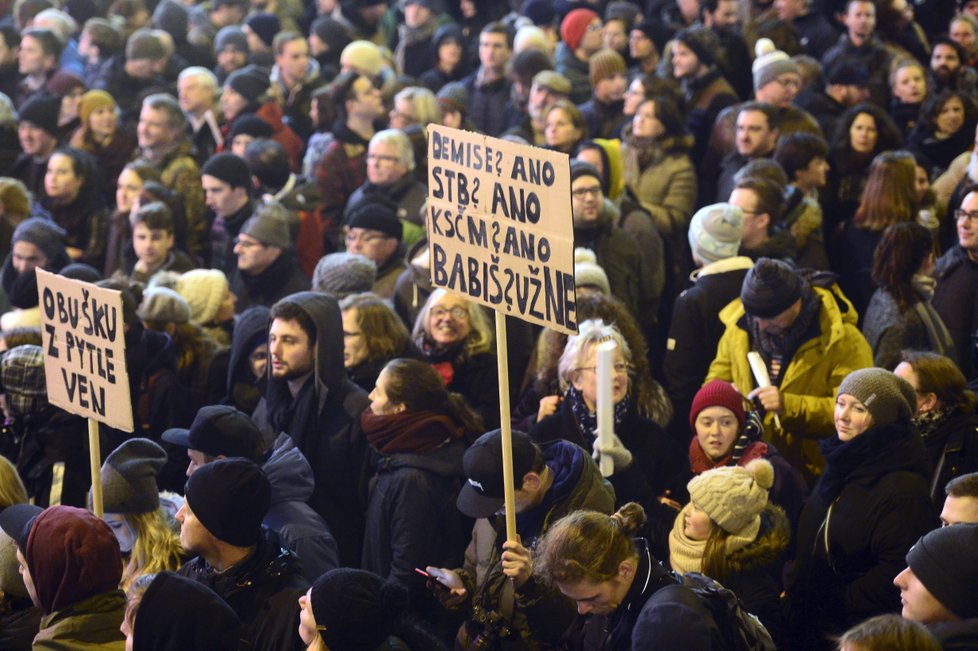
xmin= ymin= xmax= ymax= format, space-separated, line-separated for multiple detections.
xmin=561 ymin=8 xmax=599 ymax=51
xmin=689 ymin=380 xmax=746 ymax=431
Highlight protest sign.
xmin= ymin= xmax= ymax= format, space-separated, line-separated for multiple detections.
xmin=427 ymin=124 xmax=577 ymax=335
xmin=37 ymin=269 xmax=133 ymax=432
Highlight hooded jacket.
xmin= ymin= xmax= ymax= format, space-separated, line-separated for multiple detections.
xmin=454 ymin=440 xmax=615 ymax=650
xmin=262 ymin=433 xmax=340 ymax=582
xmin=178 ymin=527 xmax=308 ymax=651
xmin=230 ymin=250 xmax=310 ymax=314
xmin=226 ymin=306 xmax=270 ymax=414
xmin=706 ymin=284 xmax=874 ymax=481
xmin=262 ymin=291 xmax=371 ymax=566
xmin=361 ymin=435 xmax=466 ymax=620
xmin=133 ymin=572 xmax=239 ymax=651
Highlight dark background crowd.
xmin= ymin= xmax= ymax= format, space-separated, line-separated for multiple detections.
xmin=0 ymin=0 xmax=977 ymax=648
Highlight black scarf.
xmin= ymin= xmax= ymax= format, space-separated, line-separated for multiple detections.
xmin=747 ymin=288 xmax=821 ymax=386
xmin=815 ymin=421 xmax=914 ymax=502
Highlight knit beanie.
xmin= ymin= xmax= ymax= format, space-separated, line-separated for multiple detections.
xmin=341 ymin=40 xmax=383 ymax=78
xmin=836 ymin=368 xmax=916 ymax=428
xmin=673 ymin=26 xmax=717 ymax=66
xmin=176 ymin=269 xmax=229 ymax=325
xmin=570 ymin=159 xmax=601 ymax=185
xmin=78 ymin=90 xmax=116 ymax=127
xmin=906 ymin=523 xmax=978 ymax=619
xmin=201 ymin=152 xmax=252 ymax=190
xmin=241 ymin=210 xmax=291 ymax=249
xmin=311 ymin=569 xmax=408 ymax=651
xmin=100 ymin=438 xmax=166 ymax=514
xmin=826 ymin=60 xmax=870 ymax=86
xmin=312 ymin=16 xmax=350 ymax=50
xmin=690 ymin=379 xmax=746 ymax=431
xmin=437 ymin=81 xmax=468 ymax=116
xmin=0 ymin=532 xmax=28 ymax=599
xmin=228 ymin=114 xmax=273 ymax=140
xmin=688 ymin=203 xmax=744 ymax=264
xmin=0 ymin=345 xmax=46 ymax=417
xmin=137 ymin=287 xmax=191 ymax=324
xmin=184 ymin=457 xmax=270 ymax=547
xmin=752 ymin=38 xmax=798 ymax=92
xmin=244 ymin=12 xmax=279 ymax=48
xmin=17 ymin=93 xmax=60 ymax=137
xmin=225 ymin=64 xmax=270 ymax=103
xmin=522 ymin=0 xmax=555 ymax=25
xmin=561 ymin=8 xmax=599 ymax=51
xmin=214 ymin=25 xmax=248 ymax=54
xmin=605 ymin=1 xmax=640 ymax=25
xmin=633 ymin=19 xmax=669 ymax=52
xmin=574 ymin=247 xmax=609 ymax=294
xmin=688 ymin=458 xmax=774 ymax=536
xmin=345 ymin=200 xmax=402 ymax=240
xmin=45 ymin=71 xmax=86 ymax=98
xmin=152 ymin=0 xmax=188 ymax=41
xmin=739 ymin=257 xmax=802 ymax=318
xmin=589 ymin=48 xmax=626 ymax=86
xmin=312 ymin=252 xmax=376 ymax=298
xmin=12 ymin=217 xmax=67 ymax=263
xmin=60 ymin=263 xmax=103 ymax=283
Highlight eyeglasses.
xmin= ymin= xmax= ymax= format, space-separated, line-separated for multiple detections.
xmin=343 ymin=229 xmax=390 ymax=245
xmin=774 ymin=76 xmax=802 ymax=89
xmin=367 ymin=153 xmax=400 ymax=164
xmin=586 ymin=21 xmax=603 ymax=32
xmin=389 ymin=108 xmax=418 ymax=123
xmin=572 ymin=185 xmax=602 ymax=199
xmin=430 ymin=306 xmax=468 ymax=320
xmin=233 ymin=236 xmax=265 ymax=249
xmin=577 ymin=362 xmax=631 ymax=375
xmin=955 ymin=209 xmax=978 ymax=223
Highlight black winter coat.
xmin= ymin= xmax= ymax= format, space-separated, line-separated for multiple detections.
xmin=230 ymin=251 xmax=310 ymax=314
xmin=178 ymin=528 xmax=308 ymax=651
xmin=786 ymin=422 xmax=936 ymax=649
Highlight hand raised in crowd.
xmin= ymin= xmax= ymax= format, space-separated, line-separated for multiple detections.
xmin=537 ymin=395 xmax=562 ymax=421
xmin=501 ymin=536 xmax=533 ymax=590
xmin=747 ymin=385 xmax=783 ymax=417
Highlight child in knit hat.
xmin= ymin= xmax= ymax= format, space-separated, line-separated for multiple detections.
xmin=669 ymin=458 xmax=790 ymax=643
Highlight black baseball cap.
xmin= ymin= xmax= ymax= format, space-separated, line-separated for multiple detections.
xmin=0 ymin=503 xmax=43 ymax=552
xmin=456 ymin=429 xmax=539 ymax=519
xmin=162 ymin=405 xmax=264 ymax=460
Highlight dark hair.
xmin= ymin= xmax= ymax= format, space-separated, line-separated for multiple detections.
xmin=139 ymin=181 xmax=188 ymax=252
xmin=737 ymin=101 xmax=781 ymax=131
xmin=831 ymin=103 xmax=903 ymax=165
xmin=381 ymin=358 xmax=483 ymax=435
xmin=0 ymin=25 xmax=22 ymax=51
xmin=98 ymin=278 xmax=141 ymax=325
xmin=480 ymin=21 xmax=512 ymax=49
xmin=51 ymin=147 xmax=96 ymax=196
xmin=330 ymin=70 xmax=367 ymax=123
xmin=931 ymin=36 xmax=966 ymax=63
xmin=871 ymin=222 xmax=933 ymax=310
xmin=734 ymin=176 xmax=785 ymax=226
xmin=638 ymin=94 xmax=686 ymax=135
xmin=946 ymin=472 xmax=978 ymax=499
xmin=82 ymin=18 xmax=123 ymax=55
xmin=853 ymin=150 xmax=917 ymax=230
xmin=130 ymin=201 xmax=175 ymax=233
xmin=270 ymin=300 xmax=317 ymax=347
xmin=774 ymin=132 xmax=829 ymax=181
xmin=510 ymin=48 xmax=551 ymax=83
xmin=311 ymin=85 xmax=336 ymax=132
xmin=534 ymin=503 xmax=647 ymax=585
xmin=899 ymin=350 xmax=977 ymax=414
xmin=23 ymin=28 xmax=63 ymax=62
xmin=734 ymin=159 xmax=788 ymax=189
xmin=244 ymin=138 xmax=290 ymax=190
xmin=920 ymin=90 xmax=971 ymax=136
xmin=272 ymin=30 xmax=304 ymax=55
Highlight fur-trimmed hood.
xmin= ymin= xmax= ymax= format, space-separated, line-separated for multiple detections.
xmin=725 ymin=503 xmax=790 ymax=575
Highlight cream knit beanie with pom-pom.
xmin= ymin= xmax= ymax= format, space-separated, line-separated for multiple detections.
xmin=688 ymin=458 xmax=774 ymax=537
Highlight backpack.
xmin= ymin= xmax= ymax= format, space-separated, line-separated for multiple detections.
xmin=677 ymin=572 xmax=777 ymax=651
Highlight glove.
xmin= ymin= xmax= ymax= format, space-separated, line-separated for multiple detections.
xmin=592 ymin=432 xmax=633 ymax=470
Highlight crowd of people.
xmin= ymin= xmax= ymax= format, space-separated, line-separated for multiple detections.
xmin=1 ymin=0 xmax=978 ymax=648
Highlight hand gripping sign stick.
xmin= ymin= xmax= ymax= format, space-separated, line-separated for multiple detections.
xmin=747 ymin=351 xmax=782 ymax=430
xmin=595 ymin=341 xmax=617 ymax=477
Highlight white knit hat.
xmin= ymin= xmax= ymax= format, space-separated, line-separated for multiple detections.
xmin=176 ymin=269 xmax=229 ymax=325
xmin=574 ymin=247 xmax=610 ymax=294
xmin=687 ymin=458 xmax=774 ymax=536
xmin=753 ymin=38 xmax=798 ymax=91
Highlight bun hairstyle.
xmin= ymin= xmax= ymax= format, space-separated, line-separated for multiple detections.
xmin=534 ymin=503 xmax=645 ymax=586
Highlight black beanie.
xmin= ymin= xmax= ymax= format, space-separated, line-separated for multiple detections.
xmin=201 ymin=152 xmax=252 ymax=190
xmin=570 ymin=159 xmax=601 ymax=185
xmin=12 ymin=218 xmax=67 ymax=263
xmin=906 ymin=523 xmax=978 ymax=619
xmin=18 ymin=93 xmax=61 ymax=137
xmin=228 ymin=114 xmax=273 ymax=140
xmin=740 ymin=257 xmax=802 ymax=318
xmin=345 ymin=200 xmax=402 ymax=240
xmin=245 ymin=13 xmax=279 ymax=48
xmin=185 ymin=457 xmax=270 ymax=546
xmin=311 ymin=569 xmax=408 ymax=651
xmin=226 ymin=64 xmax=270 ymax=103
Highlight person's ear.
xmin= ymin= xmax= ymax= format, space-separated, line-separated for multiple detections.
xmin=618 ymin=558 xmax=635 ymax=582
xmin=918 ymin=391 xmax=939 ymax=413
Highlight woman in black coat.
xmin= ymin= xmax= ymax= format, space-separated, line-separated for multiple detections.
xmin=530 ymin=319 xmax=689 ymax=559
xmin=785 ymin=368 xmax=936 ymax=650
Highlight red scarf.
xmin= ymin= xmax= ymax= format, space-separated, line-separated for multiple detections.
xmin=361 ymin=409 xmax=463 ymax=455
xmin=688 ymin=438 xmax=769 ymax=475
